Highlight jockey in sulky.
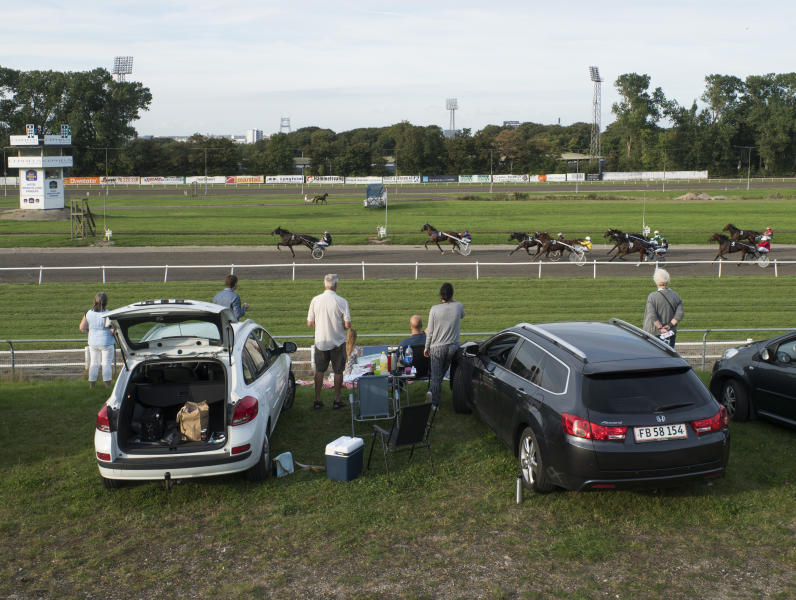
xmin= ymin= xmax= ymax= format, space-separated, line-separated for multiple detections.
xmin=757 ymin=226 xmax=773 ymax=253
xmin=651 ymin=230 xmax=662 ymax=247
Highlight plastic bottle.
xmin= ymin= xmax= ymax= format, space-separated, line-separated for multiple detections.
xmin=404 ymin=345 xmax=413 ymax=366
xmin=379 ymin=351 xmax=388 ymax=375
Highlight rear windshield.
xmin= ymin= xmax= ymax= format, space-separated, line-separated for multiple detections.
xmin=582 ymin=368 xmax=709 ymax=413
xmin=125 ymin=319 xmax=222 ymax=346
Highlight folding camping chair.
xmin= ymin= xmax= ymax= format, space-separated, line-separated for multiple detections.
xmin=350 ymin=374 xmax=395 ymax=438
xmin=367 ymin=401 xmax=436 ymax=485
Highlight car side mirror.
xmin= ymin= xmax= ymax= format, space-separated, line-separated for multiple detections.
xmin=463 ymin=344 xmax=479 ymax=358
xmin=281 ymin=341 xmax=297 ymax=354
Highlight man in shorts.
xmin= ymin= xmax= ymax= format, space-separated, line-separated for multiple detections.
xmin=307 ymin=274 xmax=351 ymax=409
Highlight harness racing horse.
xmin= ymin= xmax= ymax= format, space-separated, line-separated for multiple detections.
xmin=709 ymin=232 xmax=758 ymax=263
xmin=542 ymin=235 xmax=588 ymax=261
xmin=722 ymin=223 xmax=760 ymax=243
xmin=311 ymin=192 xmax=328 ymax=205
xmin=603 ymin=229 xmax=650 ymax=262
xmin=270 ymin=226 xmax=320 ymax=258
xmin=422 ymin=222 xmax=465 ymax=254
xmin=508 ymin=232 xmax=544 ymax=256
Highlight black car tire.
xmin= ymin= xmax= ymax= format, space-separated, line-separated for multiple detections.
xmin=282 ymin=372 xmax=296 ymax=412
xmin=451 ymin=364 xmax=472 ymax=414
xmin=518 ymin=427 xmax=553 ymax=493
xmin=100 ymin=476 xmax=124 ymax=489
xmin=246 ymin=426 xmax=272 ymax=482
xmin=721 ymin=378 xmax=750 ymax=422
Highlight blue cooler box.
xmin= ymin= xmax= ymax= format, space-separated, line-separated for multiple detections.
xmin=325 ymin=436 xmax=364 ymax=481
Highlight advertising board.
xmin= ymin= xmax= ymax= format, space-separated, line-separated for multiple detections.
xmin=9 ymin=135 xmax=39 ymax=146
xmin=43 ymin=134 xmax=72 ymax=145
xmin=306 ymin=175 xmax=344 ymax=184
xmin=422 ymin=175 xmax=458 ymax=183
xmin=383 ymin=175 xmax=420 ymax=184
xmin=544 ymin=174 xmax=566 ymax=183
xmin=225 ymin=175 xmax=264 ymax=184
xmin=345 ymin=176 xmax=383 ymax=184
xmin=266 ymin=175 xmax=304 ymax=184
xmin=8 ymin=156 xmax=73 ymax=168
xmin=566 ymin=173 xmax=585 ymax=182
xmin=141 ymin=176 xmax=184 ymax=185
xmin=101 ymin=176 xmax=141 ymax=185
xmin=459 ymin=175 xmax=491 ymax=183
xmin=492 ymin=174 xmax=530 ymax=183
xmin=20 ymin=169 xmax=43 ymax=209
xmin=64 ymin=176 xmax=101 ymax=185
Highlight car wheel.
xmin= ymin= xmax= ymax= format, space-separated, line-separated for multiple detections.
xmin=282 ymin=372 xmax=296 ymax=412
xmin=100 ymin=476 xmax=124 ymax=489
xmin=451 ymin=364 xmax=472 ymax=414
xmin=721 ymin=379 xmax=750 ymax=422
xmin=518 ymin=427 xmax=553 ymax=493
xmin=246 ymin=426 xmax=272 ymax=482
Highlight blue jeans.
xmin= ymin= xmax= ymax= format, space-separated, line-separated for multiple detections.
xmin=429 ymin=344 xmax=458 ymax=407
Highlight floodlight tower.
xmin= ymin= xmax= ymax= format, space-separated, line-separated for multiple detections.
xmin=446 ymin=98 xmax=458 ymax=138
xmin=588 ymin=66 xmax=602 ymax=162
xmin=280 ymin=117 xmax=291 ymax=134
xmin=112 ymin=56 xmax=134 ymax=82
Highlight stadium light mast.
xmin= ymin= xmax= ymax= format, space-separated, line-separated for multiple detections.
xmin=112 ymin=56 xmax=134 ymax=82
xmin=446 ymin=98 xmax=458 ymax=138
xmin=588 ymin=66 xmax=602 ymax=168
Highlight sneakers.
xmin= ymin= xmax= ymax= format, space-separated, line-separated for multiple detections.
xmin=332 ymin=401 xmax=346 ymax=410
xmin=313 ymin=401 xmax=324 ymax=410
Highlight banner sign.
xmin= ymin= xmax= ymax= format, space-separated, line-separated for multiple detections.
xmin=0 ymin=177 xmax=18 ymax=185
xmin=345 ymin=176 xmax=383 ymax=184
xmin=101 ymin=176 xmax=141 ymax=185
xmin=459 ymin=175 xmax=491 ymax=183
xmin=184 ymin=176 xmax=225 ymax=184
xmin=383 ymin=175 xmax=420 ymax=184
xmin=306 ymin=175 xmax=344 ymax=184
xmin=141 ymin=176 xmax=184 ymax=185
xmin=64 ymin=176 xmax=101 ymax=185
xmin=9 ymin=135 xmax=40 ymax=146
xmin=364 ymin=184 xmax=387 ymax=208
xmin=266 ymin=175 xmax=304 ymax=184
xmin=492 ymin=174 xmax=530 ymax=183
xmin=43 ymin=134 xmax=72 ymax=145
xmin=422 ymin=175 xmax=458 ymax=183
xmin=566 ymin=173 xmax=585 ymax=182
xmin=544 ymin=174 xmax=566 ymax=183
xmin=225 ymin=175 xmax=264 ymax=184
xmin=8 ymin=156 xmax=73 ymax=168
xmin=585 ymin=173 xmax=602 ymax=181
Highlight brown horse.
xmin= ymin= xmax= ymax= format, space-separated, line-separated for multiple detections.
xmin=270 ymin=226 xmax=319 ymax=258
xmin=709 ymin=232 xmax=758 ymax=263
xmin=422 ymin=222 xmax=464 ymax=253
xmin=541 ymin=234 xmax=588 ymax=261
xmin=311 ymin=192 xmax=328 ymax=205
xmin=722 ymin=223 xmax=759 ymax=243
xmin=508 ymin=232 xmax=543 ymax=256
xmin=603 ymin=229 xmax=650 ymax=262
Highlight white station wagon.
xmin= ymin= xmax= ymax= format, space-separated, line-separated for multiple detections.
xmin=94 ymin=299 xmax=296 ymax=488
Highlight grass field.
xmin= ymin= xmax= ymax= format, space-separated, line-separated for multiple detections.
xmin=1 ymin=378 xmax=794 ymax=599
xmin=2 ymin=276 xmax=795 ymax=345
xmin=1 ymin=188 xmax=795 ymax=247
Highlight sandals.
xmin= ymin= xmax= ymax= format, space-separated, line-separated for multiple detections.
xmin=332 ymin=401 xmax=346 ymax=410
xmin=313 ymin=401 xmax=324 ymax=410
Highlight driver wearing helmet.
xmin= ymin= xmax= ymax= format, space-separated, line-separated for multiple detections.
xmin=758 ymin=226 xmax=772 ymax=253
xmin=318 ymin=231 xmax=332 ymax=247
xmin=580 ymin=236 xmax=592 ymax=251
xmin=651 ymin=230 xmax=662 ymax=247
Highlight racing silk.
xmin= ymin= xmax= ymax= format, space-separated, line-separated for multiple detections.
xmin=460 ymin=231 xmax=471 ymax=243
xmin=580 ymin=239 xmax=592 ymax=251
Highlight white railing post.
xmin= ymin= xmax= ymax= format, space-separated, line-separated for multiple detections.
xmin=292 ymin=262 xmax=295 ymax=281
xmin=476 ymin=262 xmax=479 ymax=280
xmin=538 ymin=262 xmax=542 ymax=279
xmin=718 ymin=260 xmax=722 ymax=278
xmin=593 ymin=260 xmax=596 ymax=279
xmin=774 ymin=259 xmax=778 ymax=277
xmin=230 ymin=264 xmax=235 ymax=274
xmin=164 ymin=266 xmax=168 ymax=282
xmin=102 ymin=266 xmax=106 ymax=284
xmin=361 ymin=261 xmax=365 ymax=280
xmin=38 ymin=266 xmax=43 ymax=284
xmin=415 ymin=262 xmax=418 ymax=279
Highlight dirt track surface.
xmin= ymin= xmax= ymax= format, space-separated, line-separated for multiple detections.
xmin=1 ymin=244 xmax=794 ymax=283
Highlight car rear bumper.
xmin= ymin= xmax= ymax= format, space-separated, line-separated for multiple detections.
xmin=97 ymin=450 xmax=254 ymax=480
xmin=573 ymin=464 xmax=726 ymax=491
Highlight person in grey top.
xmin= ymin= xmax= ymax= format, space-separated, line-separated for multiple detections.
xmin=213 ymin=274 xmax=249 ymax=320
xmin=643 ymin=268 xmax=684 ymax=349
xmin=425 ymin=282 xmax=465 ymax=407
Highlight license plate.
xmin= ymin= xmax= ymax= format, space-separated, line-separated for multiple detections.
xmin=634 ymin=423 xmax=687 ymax=442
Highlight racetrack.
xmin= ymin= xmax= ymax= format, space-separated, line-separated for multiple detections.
xmin=2 ymin=244 xmax=794 ymax=283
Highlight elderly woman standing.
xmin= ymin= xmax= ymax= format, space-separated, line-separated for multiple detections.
xmin=643 ymin=269 xmax=684 ymax=349
xmin=79 ymin=292 xmax=115 ymax=388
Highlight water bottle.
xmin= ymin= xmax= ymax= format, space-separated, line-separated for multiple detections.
xmin=404 ymin=345 xmax=413 ymax=366
xmin=379 ymin=351 xmax=388 ymax=375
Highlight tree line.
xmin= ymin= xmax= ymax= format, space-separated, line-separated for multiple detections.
xmin=2 ymin=66 xmax=795 ymax=177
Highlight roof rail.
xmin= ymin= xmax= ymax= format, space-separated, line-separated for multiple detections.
xmin=518 ymin=323 xmax=587 ymax=362
xmin=608 ymin=318 xmax=679 ymax=356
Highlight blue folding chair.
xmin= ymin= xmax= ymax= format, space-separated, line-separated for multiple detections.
xmin=350 ymin=374 xmax=395 ymax=437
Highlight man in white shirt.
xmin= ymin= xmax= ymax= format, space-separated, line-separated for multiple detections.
xmin=307 ymin=274 xmax=351 ymax=409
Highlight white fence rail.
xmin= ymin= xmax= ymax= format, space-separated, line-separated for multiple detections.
xmin=0 ymin=259 xmax=793 ymax=283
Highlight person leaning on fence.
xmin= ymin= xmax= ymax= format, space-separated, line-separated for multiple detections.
xmin=642 ymin=268 xmax=684 ymax=349
xmin=213 ymin=274 xmax=249 ymax=319
xmin=307 ymin=273 xmax=352 ymax=410
xmin=79 ymin=292 xmax=114 ymax=389
xmin=425 ymin=282 xmax=465 ymax=408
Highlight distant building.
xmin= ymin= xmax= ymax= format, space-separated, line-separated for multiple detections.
xmin=246 ymin=129 xmax=264 ymax=144
xmin=503 ymin=121 xmax=520 ymax=128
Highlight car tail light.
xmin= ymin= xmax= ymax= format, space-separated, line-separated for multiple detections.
xmin=691 ymin=406 xmax=728 ymax=434
xmin=232 ymin=396 xmax=258 ymax=426
xmin=96 ymin=405 xmax=111 ymax=432
xmin=96 ymin=451 xmax=111 ymax=461
xmin=562 ymin=413 xmax=627 ymax=441
xmin=231 ymin=444 xmax=251 ymax=455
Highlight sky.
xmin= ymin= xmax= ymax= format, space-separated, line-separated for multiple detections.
xmin=2 ymin=0 xmax=795 ymax=138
